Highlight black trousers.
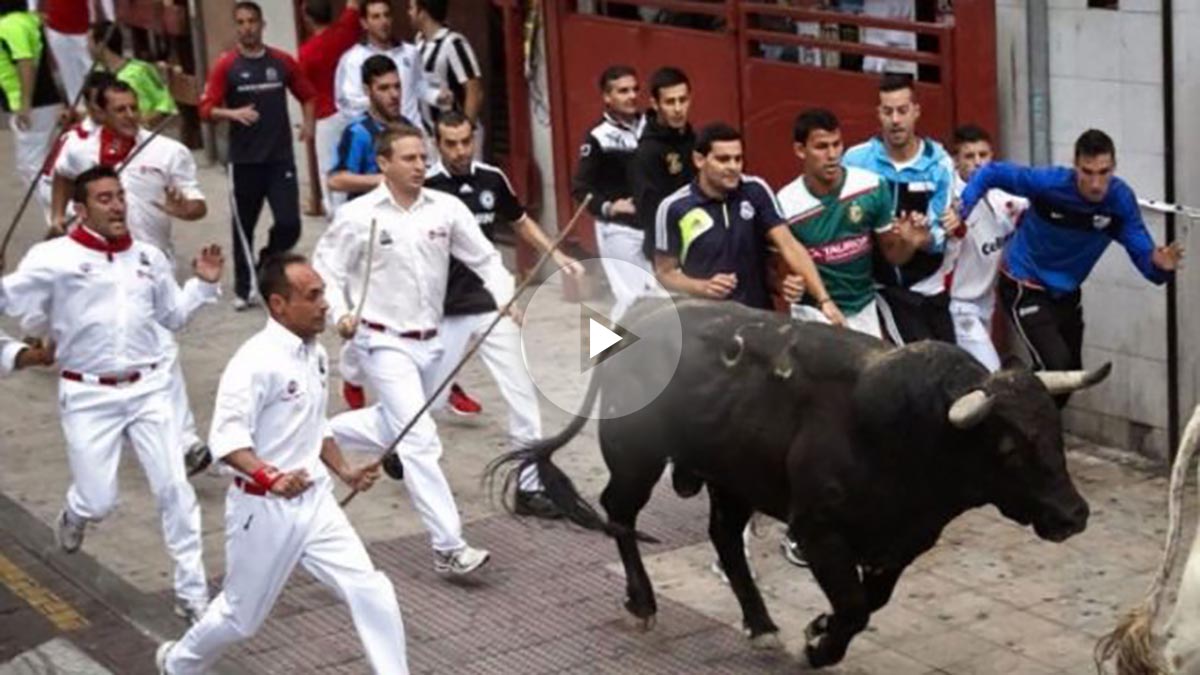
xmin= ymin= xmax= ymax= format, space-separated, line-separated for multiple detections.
xmin=877 ymin=286 xmax=955 ymax=345
xmin=998 ymin=275 xmax=1084 ymax=407
xmin=229 ymin=161 xmax=302 ymax=300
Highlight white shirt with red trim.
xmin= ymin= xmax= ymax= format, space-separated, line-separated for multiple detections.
xmin=54 ymin=127 xmax=204 ymax=257
xmin=208 ymin=318 xmax=332 ymax=485
xmin=0 ymin=228 xmax=218 ymax=376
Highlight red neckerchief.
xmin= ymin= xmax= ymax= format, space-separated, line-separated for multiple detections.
xmin=98 ymin=127 xmax=136 ymax=168
xmin=70 ymin=225 xmax=133 ymax=260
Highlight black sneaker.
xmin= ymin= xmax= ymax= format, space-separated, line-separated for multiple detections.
xmin=381 ymin=452 xmax=404 ymax=481
xmin=514 ymin=490 xmax=564 ymax=520
xmin=184 ymin=442 xmax=213 ymax=477
xmin=780 ymin=535 xmax=809 ymax=568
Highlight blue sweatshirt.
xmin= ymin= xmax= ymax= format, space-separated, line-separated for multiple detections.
xmin=958 ymin=162 xmax=1170 ymax=295
xmin=842 ymin=136 xmax=954 ymax=291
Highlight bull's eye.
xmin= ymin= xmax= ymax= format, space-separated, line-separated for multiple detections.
xmin=721 ymin=335 xmax=745 ymax=368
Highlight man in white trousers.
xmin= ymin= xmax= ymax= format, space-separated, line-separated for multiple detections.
xmin=313 ymin=124 xmax=500 ymax=576
xmin=1 ymin=166 xmax=219 ymax=621
xmin=424 ymin=111 xmax=581 ymax=519
xmin=1 ymin=1 xmax=65 ymax=220
xmin=156 ymin=253 xmax=406 ymax=675
xmin=948 ymin=124 xmax=1026 ymax=372
xmin=28 ymin=0 xmax=111 ymax=102
xmin=51 ymin=80 xmax=214 ymax=475
xmin=571 ymin=65 xmax=648 ymax=320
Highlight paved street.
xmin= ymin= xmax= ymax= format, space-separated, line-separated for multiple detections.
xmin=0 ymin=131 xmax=1183 ymax=674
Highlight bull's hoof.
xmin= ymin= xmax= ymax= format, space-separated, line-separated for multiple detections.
xmin=748 ymin=631 xmax=784 ymax=651
xmin=623 ymin=596 xmax=657 ymax=631
xmin=804 ymin=642 xmax=841 ymax=669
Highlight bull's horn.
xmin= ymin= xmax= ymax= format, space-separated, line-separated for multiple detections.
xmin=949 ymin=390 xmax=995 ymax=429
xmin=1035 ymin=362 xmax=1113 ymax=396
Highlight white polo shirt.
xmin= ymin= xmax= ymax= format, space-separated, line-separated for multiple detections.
xmin=950 ymin=178 xmax=1027 ymax=307
xmin=209 ymin=318 xmax=332 ymax=482
xmin=54 ymin=127 xmax=205 ymax=256
xmin=313 ymin=183 xmax=513 ymax=337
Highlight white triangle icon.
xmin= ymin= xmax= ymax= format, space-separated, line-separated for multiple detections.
xmin=589 ymin=318 xmax=623 ymax=359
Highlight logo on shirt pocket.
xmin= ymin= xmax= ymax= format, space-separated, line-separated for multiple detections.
xmin=740 ymin=200 xmax=755 ymax=220
xmin=282 ymin=380 xmax=306 ymax=402
xmin=379 ymin=230 xmax=394 ymax=246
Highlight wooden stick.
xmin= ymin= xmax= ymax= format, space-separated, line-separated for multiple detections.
xmin=340 ymin=195 xmax=593 ymax=507
xmin=0 ymin=22 xmax=121 ymax=263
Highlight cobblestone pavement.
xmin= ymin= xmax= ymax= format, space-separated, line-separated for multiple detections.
xmin=0 ymin=131 xmax=1182 ymax=674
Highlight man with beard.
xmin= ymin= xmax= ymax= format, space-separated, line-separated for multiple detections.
xmin=51 ymin=80 xmax=213 ymax=476
xmin=328 ymin=54 xmax=417 ymax=201
xmin=199 ymin=0 xmax=316 ymax=310
xmin=631 ymin=66 xmax=695 ymax=262
xmin=843 ymin=73 xmax=958 ymax=345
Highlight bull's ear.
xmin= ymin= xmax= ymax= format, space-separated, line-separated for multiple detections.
xmin=949 ymin=390 xmax=995 ymax=429
xmin=1035 ymin=362 xmax=1112 ymax=396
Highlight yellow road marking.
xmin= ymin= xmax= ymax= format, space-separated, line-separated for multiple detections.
xmin=0 ymin=552 xmax=89 ymax=631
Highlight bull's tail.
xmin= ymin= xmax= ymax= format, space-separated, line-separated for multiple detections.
xmin=1095 ymin=404 xmax=1200 ymax=674
xmin=484 ymin=373 xmax=658 ymax=543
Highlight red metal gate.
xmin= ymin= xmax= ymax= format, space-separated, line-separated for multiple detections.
xmin=543 ymin=0 xmax=997 ymax=250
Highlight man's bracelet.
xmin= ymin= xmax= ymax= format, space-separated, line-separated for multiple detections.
xmin=251 ymin=465 xmax=283 ymax=491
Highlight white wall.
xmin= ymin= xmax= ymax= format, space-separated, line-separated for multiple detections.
xmin=995 ymin=0 xmax=1194 ymax=459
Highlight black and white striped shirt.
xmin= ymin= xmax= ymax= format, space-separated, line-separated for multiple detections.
xmin=416 ymin=26 xmax=481 ymax=132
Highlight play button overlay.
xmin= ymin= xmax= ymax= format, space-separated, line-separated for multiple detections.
xmin=520 ymin=257 xmax=683 ymax=420
xmin=581 ymin=305 xmax=639 ymax=371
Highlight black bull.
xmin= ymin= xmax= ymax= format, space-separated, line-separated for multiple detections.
xmin=487 ymin=298 xmax=1108 ymax=668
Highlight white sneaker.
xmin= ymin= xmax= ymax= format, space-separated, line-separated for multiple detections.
xmin=174 ymin=597 xmax=208 ymax=625
xmin=54 ymin=508 xmax=85 ymax=554
xmin=232 ymin=295 xmax=260 ymax=312
xmin=155 ymin=640 xmax=176 ymax=674
xmin=434 ymin=544 xmax=490 ymax=576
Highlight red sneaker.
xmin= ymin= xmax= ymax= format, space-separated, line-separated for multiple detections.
xmin=448 ymin=383 xmax=482 ymax=416
xmin=343 ymin=382 xmax=366 ymax=410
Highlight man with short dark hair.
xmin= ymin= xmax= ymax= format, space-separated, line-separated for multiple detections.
xmin=89 ymin=20 xmax=177 ymax=126
xmin=409 ymin=0 xmax=483 ymax=152
xmin=156 ymin=254 xmax=407 ymax=675
xmin=654 ymin=122 xmax=822 ymax=312
xmin=960 ymin=129 xmax=1183 ymax=403
xmin=298 ymin=0 xmax=362 ymax=217
xmin=946 ymin=124 xmax=1026 ymax=372
xmin=424 ymin=111 xmax=581 ymax=519
xmin=51 ymin=79 xmax=213 ymax=476
xmin=3 ymin=166 xmax=223 ymax=624
xmin=843 ymin=74 xmax=958 ymax=345
xmin=778 ymin=108 xmax=903 ymax=338
xmin=631 ymin=66 xmax=695 ymax=262
xmin=573 ymin=64 xmax=647 ymax=319
xmin=328 ymin=53 xmax=415 ymax=201
xmin=333 ymin=0 xmax=429 ymax=167
xmin=199 ymin=0 xmax=316 ymax=310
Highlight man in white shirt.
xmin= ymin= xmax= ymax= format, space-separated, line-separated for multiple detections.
xmin=334 ymin=0 xmax=430 ymax=144
xmin=50 ymin=80 xmax=213 ymax=476
xmin=313 ymin=124 xmax=502 ymax=576
xmin=156 ymin=253 xmax=406 ymax=675
xmin=948 ymin=124 xmax=1027 ymax=372
xmin=2 ymin=166 xmax=221 ymax=622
